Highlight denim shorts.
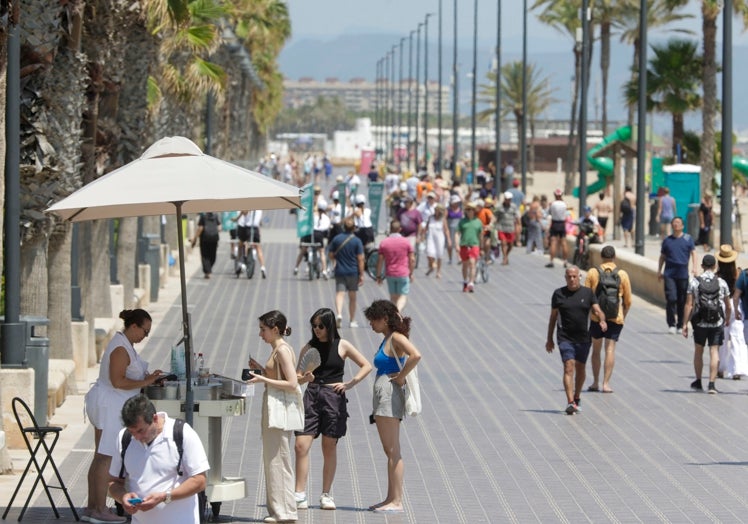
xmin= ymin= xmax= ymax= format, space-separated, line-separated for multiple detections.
xmin=387 ymin=276 xmax=410 ymax=296
xmin=558 ymin=341 xmax=592 ymax=363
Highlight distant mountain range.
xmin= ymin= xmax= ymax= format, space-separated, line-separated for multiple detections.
xmin=279 ymin=33 xmax=748 ymax=136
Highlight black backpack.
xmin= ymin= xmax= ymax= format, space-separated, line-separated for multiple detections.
xmin=202 ymin=213 xmax=220 ymax=241
xmin=694 ymin=276 xmax=723 ymax=324
xmin=620 ymin=197 xmax=632 ymax=214
xmin=118 ymin=418 xmax=185 ymax=479
xmin=595 ymin=265 xmax=621 ymax=320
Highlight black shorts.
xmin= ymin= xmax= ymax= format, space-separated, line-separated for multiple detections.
xmin=238 ymin=225 xmax=261 ymax=243
xmin=295 ymin=383 xmax=348 ymax=438
xmin=590 ymin=321 xmax=623 ymax=341
xmin=300 ymin=231 xmax=326 ymax=246
xmin=229 ymin=228 xmax=237 ymax=240
xmin=693 ymin=325 xmax=724 ymax=347
xmin=550 ymin=220 xmax=567 ymax=238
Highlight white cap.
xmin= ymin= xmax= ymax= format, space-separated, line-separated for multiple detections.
xmin=317 ymin=198 xmax=328 ymax=210
xmin=450 ymin=194 xmax=462 ymax=204
xmin=504 ymin=191 xmax=513 ymax=199
xmin=355 ymin=194 xmax=366 ymax=205
xmin=332 ymin=190 xmax=339 ymax=200
xmin=399 ymin=182 xmax=408 ymax=192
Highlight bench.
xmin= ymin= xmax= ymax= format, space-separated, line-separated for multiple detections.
xmin=94 ymin=317 xmax=118 ymax=363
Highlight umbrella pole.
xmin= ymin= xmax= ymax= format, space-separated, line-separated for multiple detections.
xmin=174 ymin=202 xmax=194 ymax=425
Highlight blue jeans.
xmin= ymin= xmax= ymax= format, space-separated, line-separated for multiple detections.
xmin=664 ymin=276 xmax=689 ymax=329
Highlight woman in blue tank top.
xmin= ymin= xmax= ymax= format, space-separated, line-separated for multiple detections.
xmin=363 ymin=300 xmax=422 ymax=514
xmin=294 ymin=308 xmax=372 ymax=511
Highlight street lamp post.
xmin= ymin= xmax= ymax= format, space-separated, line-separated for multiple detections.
xmin=721 ymin=0 xmax=733 ymax=245
xmin=521 ymin=0 xmax=528 ymax=194
xmin=635 ymin=0 xmax=647 ymax=255
xmin=408 ymin=31 xmax=415 ymax=173
xmin=495 ymin=0 xmax=502 ymax=190
xmin=578 ymin=0 xmax=590 ymax=216
xmin=438 ymin=0 xmax=444 ymax=175
xmin=424 ymin=13 xmax=434 ymax=174
xmin=471 ymin=0 xmax=478 ymax=183
xmin=399 ymin=38 xmax=406 ymax=168
xmin=452 ymin=0 xmax=459 ymax=180
xmin=390 ymin=47 xmax=397 ymax=163
xmin=375 ymin=59 xmax=380 ymax=158
xmin=415 ymin=23 xmax=423 ymax=172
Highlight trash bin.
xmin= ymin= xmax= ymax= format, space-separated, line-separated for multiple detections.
xmin=686 ymin=203 xmax=700 ymax=239
xmin=138 ymin=234 xmax=160 ymax=302
xmin=26 ymin=334 xmax=49 ymax=424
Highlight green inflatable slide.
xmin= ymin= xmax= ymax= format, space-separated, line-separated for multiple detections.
xmin=573 ymin=125 xmax=632 ymax=197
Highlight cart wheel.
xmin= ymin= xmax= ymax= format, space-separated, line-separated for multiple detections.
xmin=211 ymin=502 xmax=222 ymax=519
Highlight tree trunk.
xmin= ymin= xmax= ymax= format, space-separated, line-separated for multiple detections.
xmin=20 ymin=235 xmax=49 ymax=317
xmin=118 ymin=218 xmax=138 ymax=309
xmin=625 ymin=43 xmax=638 ymax=189
xmin=673 ymin=113 xmax=685 ymax=158
xmin=47 ymin=225 xmax=73 ymax=359
xmin=700 ymin=8 xmax=718 ymax=196
xmin=600 ymin=21 xmax=611 ymax=136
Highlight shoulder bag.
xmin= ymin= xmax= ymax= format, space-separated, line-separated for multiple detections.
xmin=392 ymin=338 xmax=422 ymax=417
xmin=267 ymin=346 xmax=305 ymax=431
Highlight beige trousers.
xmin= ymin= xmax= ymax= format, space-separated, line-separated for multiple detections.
xmin=262 ymin=389 xmax=298 ymax=521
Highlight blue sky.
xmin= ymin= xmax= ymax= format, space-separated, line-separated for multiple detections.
xmin=284 ymin=0 xmax=748 ymax=51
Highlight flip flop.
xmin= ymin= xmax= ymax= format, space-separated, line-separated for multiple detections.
xmin=373 ymin=507 xmax=404 ymax=514
xmin=587 ymin=386 xmax=599 ymax=392
xmin=602 ymin=389 xmax=614 ymax=393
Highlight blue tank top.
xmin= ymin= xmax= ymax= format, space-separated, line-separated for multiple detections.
xmin=374 ymin=336 xmax=405 ymax=376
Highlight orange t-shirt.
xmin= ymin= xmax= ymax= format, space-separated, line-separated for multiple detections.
xmin=477 ymin=208 xmax=494 ymax=227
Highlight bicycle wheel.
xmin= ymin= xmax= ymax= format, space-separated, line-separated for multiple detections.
xmin=235 ymin=245 xmax=245 ymax=278
xmin=246 ymin=249 xmax=255 ymax=279
xmin=366 ymin=249 xmax=385 ymax=280
xmin=479 ymin=260 xmax=489 ymax=283
xmin=308 ymin=250 xmax=315 ymax=281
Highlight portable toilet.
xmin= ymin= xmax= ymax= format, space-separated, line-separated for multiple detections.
xmin=661 ymin=163 xmax=701 ymax=219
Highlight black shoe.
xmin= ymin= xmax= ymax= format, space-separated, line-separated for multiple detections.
xmin=690 ymin=379 xmax=703 ymax=391
xmin=708 ymin=382 xmax=718 ymax=394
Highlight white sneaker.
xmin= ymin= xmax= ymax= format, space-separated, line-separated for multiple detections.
xmin=295 ymin=493 xmax=308 ymax=510
xmin=336 ymin=315 xmax=342 ymax=328
xmin=349 ymin=320 xmax=359 ymax=328
xmin=320 ymin=493 xmax=336 ymax=510
xmin=668 ymin=326 xmax=677 ymax=335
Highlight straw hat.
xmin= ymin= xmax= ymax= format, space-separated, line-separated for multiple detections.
xmin=716 ymin=244 xmax=738 ymax=263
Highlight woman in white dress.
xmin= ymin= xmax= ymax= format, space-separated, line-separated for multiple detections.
xmin=716 ymin=245 xmax=748 ymax=379
xmin=425 ymin=204 xmax=451 ymax=279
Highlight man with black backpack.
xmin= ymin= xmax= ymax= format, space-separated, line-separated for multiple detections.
xmin=682 ymin=254 xmax=731 ymax=394
xmin=584 ymin=246 xmax=632 ymax=393
xmin=191 ymin=212 xmax=221 ymax=279
xmin=108 ymin=395 xmax=209 ymax=523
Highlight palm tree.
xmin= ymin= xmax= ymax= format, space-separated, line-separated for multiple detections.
xmin=617 ymin=0 xmax=693 ymax=186
xmin=696 ymin=0 xmax=748 ymax=195
xmin=625 ymin=39 xmax=702 ymax=159
xmin=532 ymin=0 xmax=589 ymax=190
xmin=479 ymin=61 xmax=557 ymax=174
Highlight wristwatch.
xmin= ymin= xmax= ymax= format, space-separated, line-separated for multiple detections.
xmin=164 ymin=489 xmax=172 ymax=504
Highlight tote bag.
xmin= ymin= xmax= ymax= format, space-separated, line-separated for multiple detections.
xmin=266 ymin=347 xmax=305 ymax=431
xmin=395 ymin=350 xmax=422 ymax=417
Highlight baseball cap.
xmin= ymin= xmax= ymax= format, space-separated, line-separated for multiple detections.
xmin=702 ymin=254 xmax=717 ymax=267
xmin=399 ymin=182 xmax=408 ymax=191
xmin=355 ymin=194 xmax=366 ymax=205
xmin=426 ymin=191 xmax=437 ymax=199
xmin=332 ymin=190 xmax=339 ymax=200
xmin=503 ymin=191 xmax=513 ymax=199
xmin=583 ymin=205 xmax=592 ymax=213
xmin=450 ymin=194 xmax=462 ymax=204
xmin=512 ymin=179 xmax=520 ymax=187
xmin=554 ymin=188 xmax=563 ymax=196
xmin=475 ymin=199 xmax=485 ymax=207
xmin=317 ymin=198 xmax=328 ymax=210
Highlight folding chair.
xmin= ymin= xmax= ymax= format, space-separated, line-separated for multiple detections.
xmin=2 ymin=397 xmax=79 ymax=521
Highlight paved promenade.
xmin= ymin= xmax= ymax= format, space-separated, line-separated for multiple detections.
xmin=4 ymin=181 xmax=748 ymax=523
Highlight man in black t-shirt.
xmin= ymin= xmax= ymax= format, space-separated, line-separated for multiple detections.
xmin=546 ymin=266 xmax=607 ymax=415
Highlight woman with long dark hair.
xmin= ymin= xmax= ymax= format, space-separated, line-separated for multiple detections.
xmin=293 ymin=308 xmax=371 ymax=511
xmin=363 ymin=300 xmax=421 ymax=514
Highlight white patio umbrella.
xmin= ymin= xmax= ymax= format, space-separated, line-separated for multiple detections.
xmin=47 ymin=136 xmax=301 ymax=423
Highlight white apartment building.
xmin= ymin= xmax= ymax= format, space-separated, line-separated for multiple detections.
xmin=283 ymin=77 xmax=451 ymax=115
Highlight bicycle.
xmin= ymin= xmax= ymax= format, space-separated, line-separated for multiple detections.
xmin=300 ymin=242 xmax=323 ymax=280
xmin=364 ymin=244 xmax=386 ymax=280
xmin=572 ymin=221 xmax=598 ymax=271
xmin=234 ymin=241 xmax=255 ymax=279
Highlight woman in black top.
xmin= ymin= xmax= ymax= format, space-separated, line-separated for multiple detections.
xmin=293 ymin=308 xmax=372 ymax=511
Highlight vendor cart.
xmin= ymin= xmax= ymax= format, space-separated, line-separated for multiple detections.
xmin=150 ymin=375 xmax=249 ymax=519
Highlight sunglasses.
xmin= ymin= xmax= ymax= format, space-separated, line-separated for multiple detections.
xmin=312 ymin=323 xmax=326 ymax=330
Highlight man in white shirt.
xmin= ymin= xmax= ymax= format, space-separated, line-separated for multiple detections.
xmin=108 ymin=395 xmax=209 ymax=524
xmin=546 ymin=189 xmax=569 ymax=268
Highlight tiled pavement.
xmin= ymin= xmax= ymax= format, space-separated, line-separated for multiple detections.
xmin=4 ymin=181 xmax=748 ymax=523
